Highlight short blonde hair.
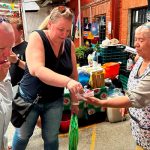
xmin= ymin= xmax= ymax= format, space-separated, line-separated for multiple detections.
xmin=38 ymin=6 xmax=74 ymax=30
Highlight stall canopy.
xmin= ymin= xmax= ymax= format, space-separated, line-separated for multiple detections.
xmin=0 ymin=1 xmax=20 ymax=17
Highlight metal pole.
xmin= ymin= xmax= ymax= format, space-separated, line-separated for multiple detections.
xmin=90 ymin=6 xmax=92 ymax=23
xmin=78 ymin=0 xmax=82 ymax=46
xmin=21 ymin=0 xmax=28 ymax=41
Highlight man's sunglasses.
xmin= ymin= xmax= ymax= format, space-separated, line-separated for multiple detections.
xmin=0 ymin=17 xmax=10 ymax=23
xmin=58 ymin=6 xmax=73 ymax=14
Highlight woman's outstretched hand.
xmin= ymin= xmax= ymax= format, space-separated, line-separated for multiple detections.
xmin=86 ymin=97 xmax=101 ymax=106
xmin=66 ymin=79 xmax=83 ymax=95
xmin=119 ymin=108 xmax=128 ymax=117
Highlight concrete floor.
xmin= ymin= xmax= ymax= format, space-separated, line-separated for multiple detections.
xmin=7 ymin=116 xmax=136 ymax=150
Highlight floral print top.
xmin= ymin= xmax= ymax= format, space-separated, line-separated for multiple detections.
xmin=127 ymin=57 xmax=150 ymax=150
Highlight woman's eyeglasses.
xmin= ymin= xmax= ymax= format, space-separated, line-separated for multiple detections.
xmin=58 ymin=6 xmax=73 ymax=14
xmin=0 ymin=17 xmax=9 ymax=23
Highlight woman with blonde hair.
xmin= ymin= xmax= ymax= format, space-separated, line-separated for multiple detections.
xmin=38 ymin=14 xmax=50 ymax=30
xmin=12 ymin=6 xmax=82 ymax=150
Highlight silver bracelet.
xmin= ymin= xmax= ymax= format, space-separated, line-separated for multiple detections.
xmin=66 ymin=79 xmax=72 ymax=89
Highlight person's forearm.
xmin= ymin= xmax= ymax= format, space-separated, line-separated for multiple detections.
xmin=18 ymin=59 xmax=26 ymax=70
xmin=70 ymin=93 xmax=78 ymax=103
xmin=34 ymin=66 xmax=71 ymax=87
xmin=100 ymin=96 xmax=132 ymax=108
xmin=69 ymin=71 xmax=79 ymax=103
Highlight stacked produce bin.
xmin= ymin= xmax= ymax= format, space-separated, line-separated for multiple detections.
xmin=99 ymin=45 xmax=129 ymax=70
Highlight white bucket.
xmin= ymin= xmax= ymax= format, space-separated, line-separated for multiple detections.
xmin=107 ymin=107 xmax=123 ymax=123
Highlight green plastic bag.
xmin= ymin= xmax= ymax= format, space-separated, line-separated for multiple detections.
xmin=69 ymin=114 xmax=79 ymax=150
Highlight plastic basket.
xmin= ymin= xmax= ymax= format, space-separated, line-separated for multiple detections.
xmin=102 ymin=62 xmax=120 ymax=79
xmin=60 ymin=112 xmax=71 ymax=133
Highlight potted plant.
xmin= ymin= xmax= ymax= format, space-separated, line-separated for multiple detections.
xmin=75 ymin=45 xmax=96 ymax=66
xmin=75 ymin=46 xmax=87 ymax=59
xmin=75 ymin=46 xmax=88 ymax=66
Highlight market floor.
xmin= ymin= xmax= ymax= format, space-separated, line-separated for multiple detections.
xmin=7 ymin=115 xmax=136 ymax=150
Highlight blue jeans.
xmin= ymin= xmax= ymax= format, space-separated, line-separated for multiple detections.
xmin=12 ymin=97 xmax=64 ymax=150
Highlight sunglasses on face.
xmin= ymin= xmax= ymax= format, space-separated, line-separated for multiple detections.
xmin=0 ymin=17 xmax=10 ymax=23
xmin=57 ymin=6 xmax=73 ymax=14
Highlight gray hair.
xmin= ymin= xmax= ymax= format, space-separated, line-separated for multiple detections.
xmin=135 ymin=22 xmax=150 ymax=37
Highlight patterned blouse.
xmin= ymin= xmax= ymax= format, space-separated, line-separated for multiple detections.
xmin=127 ymin=57 xmax=150 ymax=150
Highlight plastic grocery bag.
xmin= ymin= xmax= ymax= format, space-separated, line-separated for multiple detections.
xmin=69 ymin=114 xmax=79 ymax=150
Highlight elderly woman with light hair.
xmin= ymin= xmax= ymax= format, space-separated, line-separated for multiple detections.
xmin=86 ymin=22 xmax=150 ymax=150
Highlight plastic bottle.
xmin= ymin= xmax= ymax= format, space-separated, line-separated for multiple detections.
xmin=126 ymin=58 xmax=134 ymax=71
xmin=92 ymin=51 xmax=98 ymax=67
xmin=87 ymin=54 xmax=93 ymax=67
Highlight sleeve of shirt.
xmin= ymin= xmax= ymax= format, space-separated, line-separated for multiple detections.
xmin=126 ymin=73 xmax=150 ymax=108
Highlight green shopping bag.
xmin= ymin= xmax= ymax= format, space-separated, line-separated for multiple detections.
xmin=69 ymin=114 xmax=79 ymax=150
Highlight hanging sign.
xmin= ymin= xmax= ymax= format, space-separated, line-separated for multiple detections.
xmin=87 ymin=31 xmax=94 ymax=39
xmin=91 ymin=22 xmax=98 ymax=36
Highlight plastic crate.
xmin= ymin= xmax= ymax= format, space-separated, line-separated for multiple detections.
xmin=99 ymin=45 xmax=128 ymax=65
xmin=101 ymin=50 xmax=128 ymax=57
xmin=101 ymin=56 xmax=128 ymax=63
xmin=119 ymin=74 xmax=128 ymax=90
xmin=120 ymin=63 xmax=127 ymax=70
xmin=100 ymin=45 xmax=126 ymax=52
xmin=119 ymin=69 xmax=130 ymax=77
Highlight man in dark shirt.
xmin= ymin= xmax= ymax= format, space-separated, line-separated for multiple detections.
xmin=9 ymin=17 xmax=27 ymax=87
